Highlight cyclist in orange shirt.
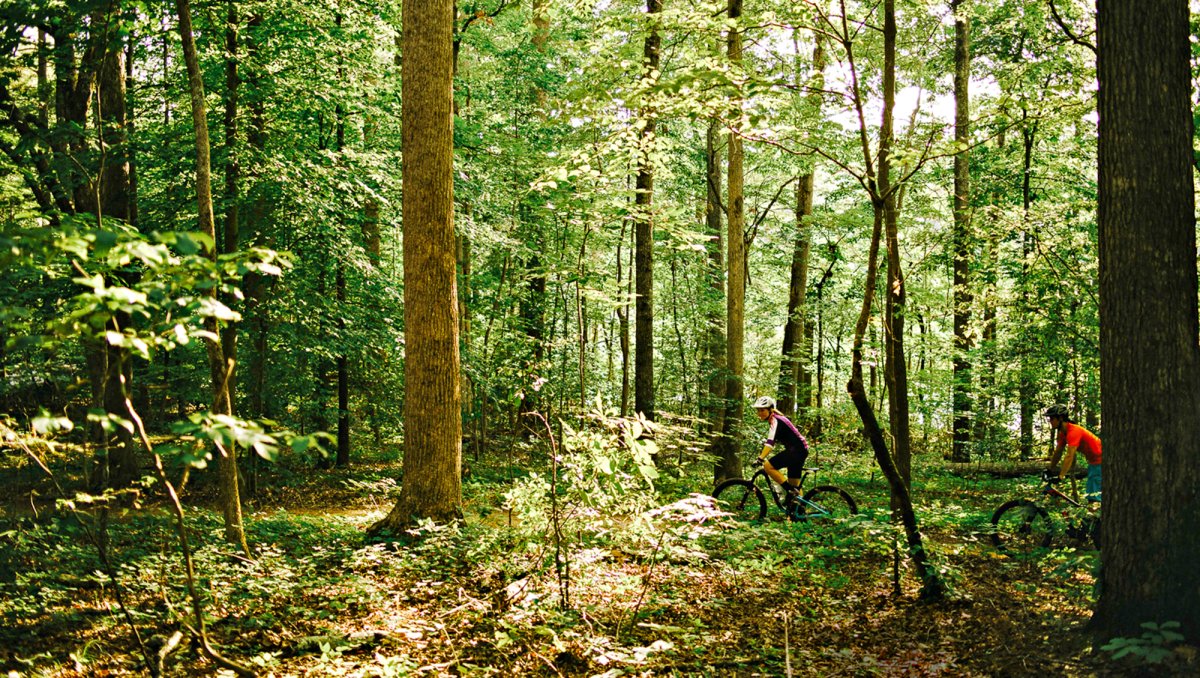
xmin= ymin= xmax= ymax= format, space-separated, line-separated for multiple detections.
xmin=1044 ymin=404 xmax=1102 ymax=502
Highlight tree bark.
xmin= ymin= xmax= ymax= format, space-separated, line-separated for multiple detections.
xmin=97 ymin=33 xmax=138 ymax=489
xmin=1093 ymin=0 xmax=1200 ymax=642
xmin=777 ymin=34 xmax=824 ymax=420
xmin=715 ymin=0 xmax=745 ymax=485
xmin=950 ymin=0 xmax=972 ymax=463
xmin=702 ymin=118 xmax=726 ymax=437
xmin=176 ymin=0 xmax=249 ymax=555
xmin=221 ymin=0 xmax=240 ymax=424
xmin=369 ymin=0 xmax=462 ymax=531
xmin=847 ymin=211 xmax=944 ymax=600
xmin=633 ymin=0 xmax=662 ymax=422
xmin=879 ymin=0 xmax=911 ymax=489
xmin=834 ymin=0 xmax=943 ymax=598
xmin=334 ymin=13 xmax=350 ymax=467
xmin=617 ymin=219 xmax=631 ymax=417
xmin=1018 ymin=120 xmax=1036 ymax=457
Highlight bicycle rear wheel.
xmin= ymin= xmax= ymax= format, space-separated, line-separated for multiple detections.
xmin=713 ymin=479 xmax=767 ymax=522
xmin=800 ymin=485 xmax=858 ymax=521
xmin=991 ymin=500 xmax=1052 ymax=554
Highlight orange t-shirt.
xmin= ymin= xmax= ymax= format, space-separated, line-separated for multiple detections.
xmin=1057 ymin=422 xmax=1102 ymax=466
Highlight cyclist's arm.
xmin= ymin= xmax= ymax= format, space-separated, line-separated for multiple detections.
xmin=1057 ymin=445 xmax=1078 ymax=479
xmin=757 ymin=443 xmax=774 ymax=463
xmin=1047 ymin=438 xmax=1066 ymax=472
xmin=758 ymin=418 xmax=779 ymax=462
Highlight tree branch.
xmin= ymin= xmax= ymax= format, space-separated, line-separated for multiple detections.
xmin=1047 ymin=0 xmax=1096 ymax=54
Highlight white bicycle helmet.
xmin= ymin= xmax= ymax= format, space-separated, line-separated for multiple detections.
xmin=752 ymin=395 xmax=776 ymax=409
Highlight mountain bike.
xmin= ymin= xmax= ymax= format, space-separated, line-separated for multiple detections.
xmin=990 ymin=471 xmax=1101 ymax=555
xmin=712 ymin=464 xmax=858 ymax=523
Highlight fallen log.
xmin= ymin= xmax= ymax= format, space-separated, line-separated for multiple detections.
xmin=945 ymin=460 xmax=1087 ymax=478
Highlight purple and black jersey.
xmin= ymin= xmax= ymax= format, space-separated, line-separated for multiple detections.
xmin=765 ymin=413 xmax=810 ymax=478
xmin=765 ymin=413 xmax=808 ymax=456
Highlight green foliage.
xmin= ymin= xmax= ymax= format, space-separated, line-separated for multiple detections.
xmin=1101 ymin=621 xmax=1187 ymax=666
xmin=503 ymin=407 xmax=663 ymax=549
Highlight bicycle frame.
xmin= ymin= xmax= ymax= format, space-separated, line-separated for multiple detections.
xmin=750 ymin=467 xmax=845 ymax=518
xmin=1042 ymin=482 xmax=1084 ymax=508
xmin=750 ymin=468 xmax=810 ymax=509
xmin=713 ymin=463 xmax=858 ymax=523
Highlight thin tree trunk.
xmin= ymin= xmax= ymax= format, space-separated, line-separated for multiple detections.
xmin=835 ymin=0 xmax=942 ymax=598
xmin=950 ymin=0 xmax=972 ymax=463
xmin=576 ymin=225 xmax=591 ymax=406
xmin=334 ymin=11 xmax=351 ymax=467
xmin=669 ymin=255 xmax=690 ymax=414
xmin=702 ymin=119 xmax=726 ymax=437
xmin=243 ymin=9 xmax=269 ymax=449
xmin=1018 ymin=119 xmax=1036 ymax=457
xmin=336 ymin=266 xmax=350 ymax=466
xmin=618 ymin=217 xmax=632 ymax=417
xmin=778 ymin=34 xmax=824 ymax=420
xmin=715 ymin=0 xmax=745 ymax=485
xmin=633 ymin=0 xmax=662 ymax=421
xmin=37 ymin=29 xmax=50 ymax=126
xmin=884 ymin=199 xmax=911 ymax=486
xmin=846 ymin=210 xmax=943 ymax=600
xmin=175 ymin=0 xmax=249 ymax=556
xmin=124 ymin=37 xmax=138 ymax=231
xmin=220 ymin=0 xmax=240 ymax=435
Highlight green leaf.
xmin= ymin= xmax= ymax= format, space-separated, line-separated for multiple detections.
xmin=72 ymin=274 xmax=104 ymax=290
xmin=32 ymin=411 xmax=74 ymax=435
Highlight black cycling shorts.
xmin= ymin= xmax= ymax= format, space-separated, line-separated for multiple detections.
xmin=769 ymin=447 xmax=809 ymax=480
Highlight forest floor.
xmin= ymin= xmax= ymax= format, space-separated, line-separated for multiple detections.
xmin=1 ymin=430 xmax=1196 ymax=678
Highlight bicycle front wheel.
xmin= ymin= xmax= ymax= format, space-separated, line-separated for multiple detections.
xmin=991 ymin=500 xmax=1052 ymax=554
xmin=801 ymin=486 xmax=858 ymax=520
xmin=713 ymin=479 xmax=767 ymax=522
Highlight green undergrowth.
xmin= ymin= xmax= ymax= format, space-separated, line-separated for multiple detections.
xmin=2 ymin=417 xmax=1180 ymax=676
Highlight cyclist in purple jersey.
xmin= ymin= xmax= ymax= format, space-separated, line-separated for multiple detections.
xmin=752 ymin=396 xmax=810 ymax=500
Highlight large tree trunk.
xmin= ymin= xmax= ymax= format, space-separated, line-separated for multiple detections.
xmin=97 ymin=37 xmax=138 ymax=489
xmin=1093 ymin=0 xmax=1200 ymax=642
xmin=633 ymin=0 xmax=662 ymax=422
xmin=950 ymin=0 xmax=972 ymax=463
xmin=35 ymin=5 xmax=138 ymax=489
xmin=370 ymin=0 xmax=462 ymax=532
xmin=176 ymin=0 xmax=249 ymax=555
xmin=516 ymin=1 xmax=550 ymax=430
xmin=714 ymin=0 xmax=745 ymax=485
xmin=66 ymin=16 xmax=138 ymax=490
